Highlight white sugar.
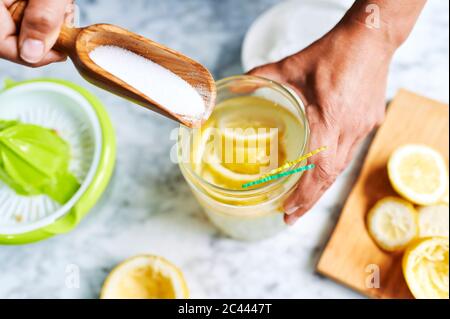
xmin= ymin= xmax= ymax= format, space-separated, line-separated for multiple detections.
xmin=89 ymin=45 xmax=206 ymax=118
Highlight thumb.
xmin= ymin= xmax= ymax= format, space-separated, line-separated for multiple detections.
xmin=19 ymin=0 xmax=70 ymax=64
xmin=247 ymin=62 xmax=286 ymax=83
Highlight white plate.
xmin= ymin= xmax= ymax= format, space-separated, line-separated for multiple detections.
xmin=242 ymin=0 xmax=353 ymax=71
xmin=0 ymin=82 xmax=102 ymax=235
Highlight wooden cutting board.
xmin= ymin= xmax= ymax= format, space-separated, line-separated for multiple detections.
xmin=317 ymin=90 xmax=449 ymax=299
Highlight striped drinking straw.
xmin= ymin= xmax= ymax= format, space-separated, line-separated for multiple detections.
xmin=241 ymin=146 xmax=327 ymax=189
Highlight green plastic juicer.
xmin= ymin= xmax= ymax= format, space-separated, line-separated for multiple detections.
xmin=0 ymin=78 xmax=116 ymax=245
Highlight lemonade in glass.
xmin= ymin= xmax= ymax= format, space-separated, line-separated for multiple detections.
xmin=178 ymin=76 xmax=309 ymax=240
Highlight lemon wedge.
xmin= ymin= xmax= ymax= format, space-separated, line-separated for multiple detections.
xmin=100 ymin=255 xmax=189 ymax=299
xmin=403 ymin=237 xmax=449 ymax=299
xmin=388 ymin=144 xmax=448 ymax=205
xmin=418 ymin=204 xmax=449 ymax=238
xmin=367 ymin=197 xmax=418 ymax=252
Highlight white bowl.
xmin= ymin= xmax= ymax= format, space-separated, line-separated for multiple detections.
xmin=242 ymin=0 xmax=354 ymax=71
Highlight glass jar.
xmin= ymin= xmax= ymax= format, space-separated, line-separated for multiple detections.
xmin=178 ymin=75 xmax=309 ymax=240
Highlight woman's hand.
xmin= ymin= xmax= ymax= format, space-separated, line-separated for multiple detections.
xmin=248 ymin=0 xmax=426 ymax=225
xmin=0 ymin=0 xmax=73 ymax=67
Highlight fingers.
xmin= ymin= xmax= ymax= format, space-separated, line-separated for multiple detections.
xmin=1 ymin=0 xmax=68 ymax=66
xmin=0 ymin=35 xmax=66 ymax=66
xmin=0 ymin=0 xmax=20 ymax=62
xmin=0 ymin=1 xmax=16 ymax=40
xmin=18 ymin=0 xmax=71 ymax=63
xmin=27 ymin=49 xmax=67 ymax=66
xmin=2 ymin=0 xmax=16 ymax=7
xmin=283 ymin=106 xmax=339 ymax=225
xmin=283 ymin=132 xmax=365 ymax=225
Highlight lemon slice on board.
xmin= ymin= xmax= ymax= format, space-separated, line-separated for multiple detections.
xmin=403 ymin=237 xmax=449 ymax=299
xmin=367 ymin=197 xmax=418 ymax=252
xmin=388 ymin=144 xmax=448 ymax=205
xmin=100 ymin=255 xmax=189 ymax=299
xmin=418 ymin=204 xmax=449 ymax=238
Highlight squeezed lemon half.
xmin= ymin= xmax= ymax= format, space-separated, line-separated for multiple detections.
xmin=367 ymin=197 xmax=418 ymax=252
xmin=388 ymin=144 xmax=448 ymax=205
xmin=403 ymin=237 xmax=449 ymax=299
xmin=418 ymin=204 xmax=449 ymax=238
xmin=100 ymin=255 xmax=189 ymax=299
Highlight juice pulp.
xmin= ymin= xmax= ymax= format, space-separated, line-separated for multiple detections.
xmin=190 ymin=96 xmax=306 ymax=190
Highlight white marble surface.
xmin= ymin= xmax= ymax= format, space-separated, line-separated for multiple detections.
xmin=0 ymin=0 xmax=448 ymax=299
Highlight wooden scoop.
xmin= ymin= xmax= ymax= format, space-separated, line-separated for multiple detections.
xmin=9 ymin=1 xmax=216 ymax=127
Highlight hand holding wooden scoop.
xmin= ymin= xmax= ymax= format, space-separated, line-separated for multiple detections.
xmin=9 ymin=1 xmax=216 ymax=127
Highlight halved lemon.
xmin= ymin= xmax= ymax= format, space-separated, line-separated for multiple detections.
xmin=367 ymin=197 xmax=418 ymax=252
xmin=418 ymin=204 xmax=449 ymax=238
xmin=100 ymin=255 xmax=189 ymax=299
xmin=403 ymin=237 xmax=449 ymax=299
xmin=388 ymin=144 xmax=448 ymax=205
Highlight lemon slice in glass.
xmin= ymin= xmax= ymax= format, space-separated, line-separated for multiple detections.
xmin=367 ymin=197 xmax=418 ymax=252
xmin=403 ymin=237 xmax=449 ymax=299
xmin=418 ymin=204 xmax=449 ymax=238
xmin=388 ymin=144 xmax=448 ymax=205
xmin=100 ymin=255 xmax=189 ymax=299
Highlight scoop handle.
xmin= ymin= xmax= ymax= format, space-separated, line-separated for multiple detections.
xmin=9 ymin=0 xmax=80 ymax=54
